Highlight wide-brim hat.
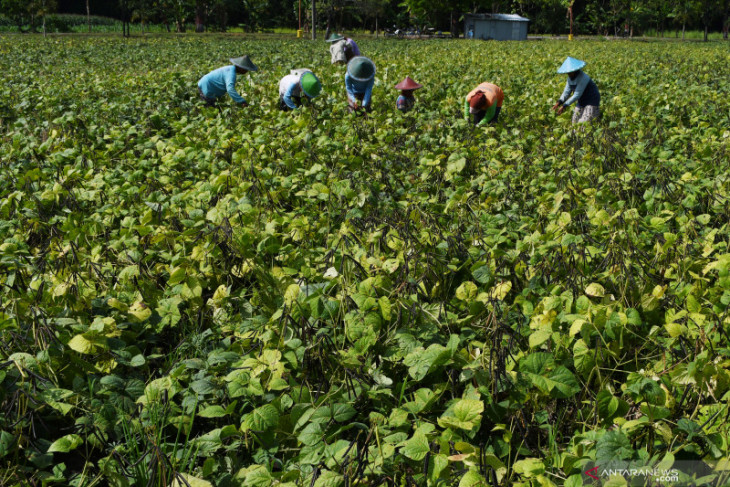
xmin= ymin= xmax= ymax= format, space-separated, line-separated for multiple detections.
xmin=326 ymin=33 xmax=344 ymax=42
xmin=394 ymin=76 xmax=422 ymax=91
xmin=301 ymin=72 xmax=322 ymax=98
xmin=347 ymin=56 xmax=376 ymax=82
xmin=230 ymin=55 xmax=259 ymax=72
xmin=557 ymin=56 xmax=586 ymax=74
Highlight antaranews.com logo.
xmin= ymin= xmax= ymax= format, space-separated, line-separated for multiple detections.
xmin=585 ymin=465 xmax=680 ymax=483
xmin=582 ymin=460 xmax=728 ymax=486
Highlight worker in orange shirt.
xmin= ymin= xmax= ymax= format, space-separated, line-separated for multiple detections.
xmin=464 ymin=82 xmax=503 ymax=126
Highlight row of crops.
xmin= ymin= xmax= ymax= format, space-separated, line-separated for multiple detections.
xmin=0 ymin=35 xmax=729 ymax=486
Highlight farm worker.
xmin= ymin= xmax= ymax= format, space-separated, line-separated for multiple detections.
xmin=552 ymin=57 xmax=600 ymax=124
xmin=464 ymin=82 xmax=503 ymax=126
xmin=394 ymin=76 xmax=422 ymax=113
xmin=197 ymin=55 xmax=259 ymax=107
xmin=327 ymin=33 xmax=360 ymax=64
xmin=278 ymin=69 xmax=323 ymax=111
xmin=345 ymin=56 xmax=376 ymax=113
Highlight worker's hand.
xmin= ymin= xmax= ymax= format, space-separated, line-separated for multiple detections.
xmin=551 ymin=102 xmax=561 ymax=111
xmin=239 ymin=101 xmax=249 ymax=108
xmin=556 ymin=105 xmax=566 ymax=115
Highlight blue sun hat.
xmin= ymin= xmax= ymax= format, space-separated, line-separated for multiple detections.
xmin=557 ymin=57 xmax=586 ymax=74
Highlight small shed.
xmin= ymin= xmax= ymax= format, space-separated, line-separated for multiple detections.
xmin=464 ymin=13 xmax=529 ymax=41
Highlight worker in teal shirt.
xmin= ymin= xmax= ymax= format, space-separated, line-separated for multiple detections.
xmin=198 ymin=55 xmax=258 ymax=107
xmin=345 ymin=56 xmax=375 ymax=113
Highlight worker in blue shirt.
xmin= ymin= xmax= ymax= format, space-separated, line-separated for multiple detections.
xmin=552 ymin=57 xmax=600 ymax=124
xmin=345 ymin=56 xmax=375 ymax=113
xmin=198 ymin=55 xmax=258 ymax=107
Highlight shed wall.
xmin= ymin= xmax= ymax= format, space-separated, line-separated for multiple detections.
xmin=464 ymin=18 xmax=527 ymax=40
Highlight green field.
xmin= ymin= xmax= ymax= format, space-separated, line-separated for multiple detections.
xmin=1 ymin=34 xmax=730 ymax=486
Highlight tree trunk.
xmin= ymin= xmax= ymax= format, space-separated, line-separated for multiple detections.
xmin=704 ymin=24 xmax=708 ymax=41
xmin=682 ymin=22 xmax=685 ymax=40
xmin=311 ymin=0 xmax=316 ymax=40
xmin=86 ymin=0 xmax=90 ymax=33
xmin=196 ymin=2 xmax=205 ymax=32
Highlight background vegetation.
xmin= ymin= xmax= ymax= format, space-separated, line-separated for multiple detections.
xmin=0 ymin=0 xmax=729 ymax=39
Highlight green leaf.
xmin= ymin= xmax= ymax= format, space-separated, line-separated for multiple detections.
xmin=284 ymin=283 xmax=300 ymax=305
xmin=67 ymin=334 xmax=97 ymax=354
xmin=378 ymin=296 xmax=392 ymax=321
xmin=429 ymin=453 xmax=449 ymax=483
xmin=242 ymin=404 xmax=279 ymax=432
xmin=596 ymin=390 xmax=620 ymax=420
xmin=47 ymin=434 xmax=83 ymax=453
xmin=0 ymin=431 xmax=16 ymax=458
xmin=191 ymin=379 xmax=216 ymax=395
xmin=456 ymin=281 xmax=478 ymax=302
xmin=243 ymin=465 xmax=273 ymax=487
xmin=199 ymin=405 xmax=228 ymax=418
xmin=596 ymin=430 xmax=634 ymax=463
xmin=573 ymin=339 xmax=595 ymax=377
xmin=332 ymin=403 xmax=356 ymax=422
xmin=513 ymin=458 xmax=545 ymax=478
xmin=471 ymin=265 xmax=492 ymax=284
xmin=438 ymin=398 xmax=484 ymax=431
xmin=402 ymin=432 xmax=430 ymax=461
xmin=128 ymin=301 xmax=152 ymax=321
xmin=529 ymin=330 xmax=551 ymax=348
xmin=298 ymin=422 xmax=324 ymax=446
xmin=458 ymin=468 xmax=487 ymax=487
xmin=314 ymin=470 xmax=344 ymax=487
xmin=565 ymin=474 xmax=584 ymax=487
xmin=156 ymin=297 xmax=182 ymax=329
xmin=172 ymin=474 xmax=213 ymax=487
xmin=585 ymin=283 xmax=605 ymax=297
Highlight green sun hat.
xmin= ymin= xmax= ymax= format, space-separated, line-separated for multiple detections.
xmin=230 ymin=55 xmax=259 ymax=72
xmin=326 ymin=33 xmax=344 ymax=42
xmin=347 ymin=56 xmax=376 ymax=82
xmin=301 ymin=72 xmax=322 ymax=98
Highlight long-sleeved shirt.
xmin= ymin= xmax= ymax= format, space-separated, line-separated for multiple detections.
xmin=345 ymin=72 xmax=374 ymax=107
xmin=197 ymin=65 xmax=246 ymax=104
xmin=396 ymin=94 xmax=415 ymax=112
xmin=558 ymin=71 xmax=600 ymax=108
xmin=279 ymin=73 xmax=305 ymax=109
xmin=345 ymin=38 xmax=360 ymax=57
xmin=330 ymin=41 xmax=347 ymax=64
xmin=464 ymin=82 xmax=504 ymax=126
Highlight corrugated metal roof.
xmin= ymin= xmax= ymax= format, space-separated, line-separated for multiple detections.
xmin=464 ymin=13 xmax=530 ymax=22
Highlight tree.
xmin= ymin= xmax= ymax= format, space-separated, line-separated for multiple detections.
xmin=158 ymin=0 xmax=195 ymax=32
xmin=696 ymin=0 xmax=720 ymax=40
xmin=1 ymin=0 xmax=31 ymax=32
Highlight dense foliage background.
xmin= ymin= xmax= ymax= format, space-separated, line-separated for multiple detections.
xmin=1 ymin=0 xmax=729 ymax=38
xmin=0 ymin=34 xmax=729 ymax=486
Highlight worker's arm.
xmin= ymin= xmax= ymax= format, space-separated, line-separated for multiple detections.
xmin=557 ymin=79 xmax=573 ymax=106
xmin=463 ymin=99 xmax=471 ymax=120
xmin=361 ymin=79 xmax=374 ymax=107
xmin=225 ymin=66 xmax=247 ymax=105
xmin=476 ymin=102 xmax=497 ymax=126
xmin=562 ymin=74 xmax=589 ymax=107
xmin=345 ymin=74 xmax=357 ymax=104
xmin=282 ymin=81 xmax=299 ymax=109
